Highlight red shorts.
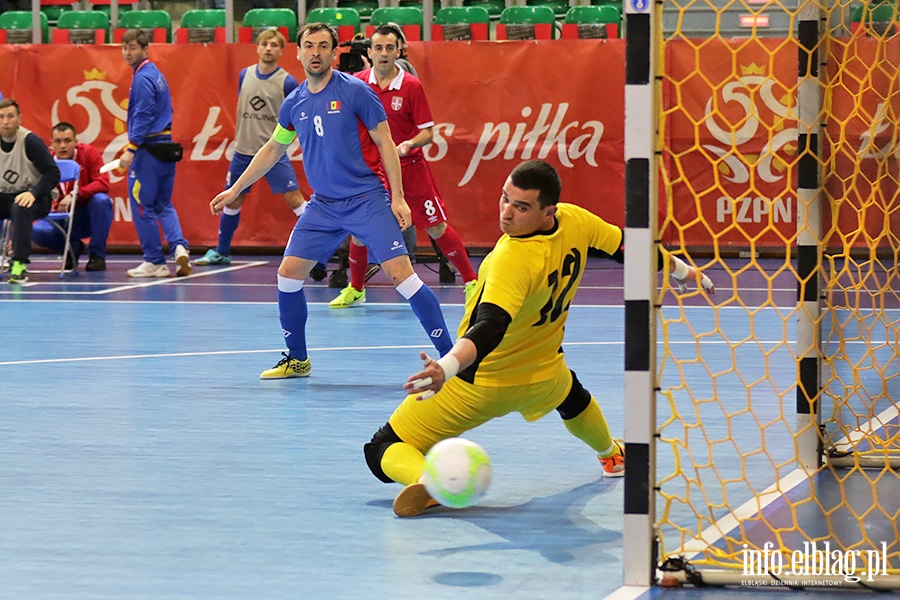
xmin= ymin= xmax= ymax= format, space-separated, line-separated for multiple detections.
xmin=401 ymin=157 xmax=447 ymax=229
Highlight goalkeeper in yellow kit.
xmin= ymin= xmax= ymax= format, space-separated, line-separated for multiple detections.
xmin=364 ymin=159 xmax=715 ymax=517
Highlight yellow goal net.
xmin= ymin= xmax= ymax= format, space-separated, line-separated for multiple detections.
xmin=650 ymin=0 xmax=900 ymax=588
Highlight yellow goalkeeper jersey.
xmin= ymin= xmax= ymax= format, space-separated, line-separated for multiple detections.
xmin=458 ymin=203 xmax=623 ymax=387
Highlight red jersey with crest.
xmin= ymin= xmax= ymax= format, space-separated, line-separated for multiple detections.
xmin=355 ymin=68 xmax=434 ymax=166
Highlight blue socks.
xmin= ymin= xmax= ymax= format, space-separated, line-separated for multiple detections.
xmin=397 ymin=273 xmax=453 ymax=356
xmin=277 ymin=275 xmax=308 ymax=361
xmin=216 ymin=210 xmax=241 ymax=256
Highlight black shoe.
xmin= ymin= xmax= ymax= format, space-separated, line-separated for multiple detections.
xmin=65 ymin=252 xmax=78 ymax=271
xmin=310 ymin=263 xmax=327 ymax=281
xmin=85 ymin=254 xmax=106 ymax=272
xmin=364 ymin=263 xmax=381 ymax=283
xmin=328 ymin=268 xmax=348 ymax=289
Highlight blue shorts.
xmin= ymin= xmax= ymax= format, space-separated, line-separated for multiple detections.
xmin=227 ymin=152 xmax=299 ymax=195
xmin=284 ymin=187 xmax=409 ymax=265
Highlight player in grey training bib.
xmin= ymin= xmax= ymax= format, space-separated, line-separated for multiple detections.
xmin=196 ymin=29 xmax=307 ymax=266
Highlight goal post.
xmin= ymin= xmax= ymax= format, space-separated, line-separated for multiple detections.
xmin=622 ymin=0 xmax=659 ymax=588
xmin=795 ymin=0 xmax=825 ymax=473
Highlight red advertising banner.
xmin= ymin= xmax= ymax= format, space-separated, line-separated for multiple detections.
xmin=664 ymin=36 xmax=900 ymax=250
xmin=0 ymin=40 xmax=625 ymax=250
xmin=663 ymin=38 xmax=799 ymax=250
xmin=824 ymin=36 xmax=900 ymax=251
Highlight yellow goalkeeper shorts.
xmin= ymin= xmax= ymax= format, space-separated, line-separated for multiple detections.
xmin=388 ymin=365 xmax=573 ymax=452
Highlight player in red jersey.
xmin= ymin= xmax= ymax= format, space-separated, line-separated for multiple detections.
xmin=329 ymin=24 xmax=478 ymax=309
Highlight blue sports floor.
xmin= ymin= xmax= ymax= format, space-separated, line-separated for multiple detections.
xmin=0 ymin=254 xmax=896 ymax=599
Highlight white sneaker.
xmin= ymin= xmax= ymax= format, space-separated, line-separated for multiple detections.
xmin=174 ymin=245 xmax=192 ymax=277
xmin=127 ymin=261 xmax=170 ymax=278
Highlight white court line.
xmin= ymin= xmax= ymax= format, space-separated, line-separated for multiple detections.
xmin=604 ymin=585 xmax=651 ymax=600
xmin=0 ymin=343 xmax=433 ymax=367
xmin=604 ymin=470 xmax=814 ymax=598
xmin=831 ymin=402 xmax=900 ymax=450
xmin=666 ymin=403 xmax=900 ymax=562
xmin=58 ymin=261 xmax=268 ymax=296
xmin=608 ymin=356 xmax=900 ymax=594
xmin=94 ymin=260 xmax=269 ymax=295
xmin=673 ymin=469 xmax=812 ymax=559
xmin=0 ymin=339 xmax=818 ymax=368
xmin=0 ymin=260 xmax=267 ymax=296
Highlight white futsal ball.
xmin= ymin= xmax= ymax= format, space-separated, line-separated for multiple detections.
xmin=422 ymin=438 xmax=492 ymax=509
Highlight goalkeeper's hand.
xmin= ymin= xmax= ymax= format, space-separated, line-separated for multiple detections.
xmin=405 ymin=351 xmax=461 ymax=400
xmin=671 ymin=256 xmax=716 ymax=295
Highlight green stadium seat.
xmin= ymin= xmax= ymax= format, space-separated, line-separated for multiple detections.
xmin=52 ymin=10 xmax=109 ymax=44
xmin=0 ymin=11 xmax=50 ymax=44
xmin=431 ymin=6 xmax=490 ymax=41
xmin=526 ymin=0 xmax=569 ymax=17
xmin=113 ymin=10 xmax=172 ymax=43
xmin=366 ymin=6 xmax=424 ymax=41
xmin=850 ymin=2 xmax=898 ymax=36
xmin=496 ymin=6 xmax=557 ymax=40
xmin=463 ymin=0 xmax=505 ymax=18
xmin=175 ymin=9 xmax=227 ymax=44
xmin=239 ymin=8 xmax=297 ymax=44
xmin=560 ymin=5 xmax=620 ymax=38
xmin=304 ymin=7 xmax=360 ymax=44
xmin=337 ymin=0 xmax=379 ymax=20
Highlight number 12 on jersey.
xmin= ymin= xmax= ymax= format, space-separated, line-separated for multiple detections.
xmin=535 ymin=248 xmax=582 ymax=326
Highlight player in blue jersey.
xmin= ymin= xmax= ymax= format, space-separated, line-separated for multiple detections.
xmin=119 ymin=29 xmax=191 ymax=278
xmin=210 ymin=23 xmax=453 ymax=380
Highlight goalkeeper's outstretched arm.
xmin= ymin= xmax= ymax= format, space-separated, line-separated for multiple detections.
xmin=590 ymin=228 xmax=716 ymax=295
xmin=404 ymin=303 xmax=511 ymax=400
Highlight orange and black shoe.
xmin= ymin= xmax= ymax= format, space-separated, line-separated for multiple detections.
xmin=599 ymin=439 xmax=625 ymax=478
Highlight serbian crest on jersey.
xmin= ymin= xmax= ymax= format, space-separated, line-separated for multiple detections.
xmin=391 ymin=96 xmax=403 ymax=111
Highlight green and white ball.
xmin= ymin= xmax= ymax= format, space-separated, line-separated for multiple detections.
xmin=422 ymin=438 xmax=492 ymax=509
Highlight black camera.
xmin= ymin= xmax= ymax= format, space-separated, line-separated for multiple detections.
xmin=338 ymin=37 xmax=371 ymax=74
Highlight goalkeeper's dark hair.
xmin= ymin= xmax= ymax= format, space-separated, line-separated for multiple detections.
xmin=510 ymin=159 xmax=562 ymax=208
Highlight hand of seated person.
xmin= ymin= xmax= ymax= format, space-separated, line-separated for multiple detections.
xmin=56 ymin=194 xmax=74 ymax=213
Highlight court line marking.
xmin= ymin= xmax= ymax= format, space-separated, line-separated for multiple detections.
xmin=90 ymin=261 xmax=270 ymax=295
xmin=0 ymin=344 xmax=431 ymax=366
xmin=0 ymin=339 xmax=753 ymax=367
xmin=604 ymin=585 xmax=651 ymax=600
xmin=668 ymin=402 xmax=900 ymax=561
xmin=0 ymin=261 xmax=268 ymax=295
xmin=831 ymin=402 xmax=900 ymax=451
xmin=0 ymin=336 xmax=886 ymax=368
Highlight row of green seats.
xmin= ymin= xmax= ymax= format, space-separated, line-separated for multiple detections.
xmin=342 ymin=0 xmax=621 ymax=18
xmin=0 ymin=9 xmax=172 ymax=43
xmin=315 ymin=5 xmax=622 ymax=26
xmin=314 ymin=5 xmax=621 ymax=40
xmin=1 ymin=5 xmax=622 ymax=46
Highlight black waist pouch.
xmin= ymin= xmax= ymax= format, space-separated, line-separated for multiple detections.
xmin=143 ymin=142 xmax=183 ymax=163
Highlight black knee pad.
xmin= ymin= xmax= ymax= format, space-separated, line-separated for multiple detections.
xmin=364 ymin=422 xmax=402 ymax=483
xmin=556 ymin=370 xmax=592 ymax=420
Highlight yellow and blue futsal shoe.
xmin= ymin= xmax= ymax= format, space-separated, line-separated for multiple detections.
xmin=259 ymin=352 xmax=312 ymax=379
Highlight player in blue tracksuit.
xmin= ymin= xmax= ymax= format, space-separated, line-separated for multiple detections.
xmin=210 ymin=23 xmax=453 ymax=380
xmin=119 ymin=29 xmax=191 ymax=278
